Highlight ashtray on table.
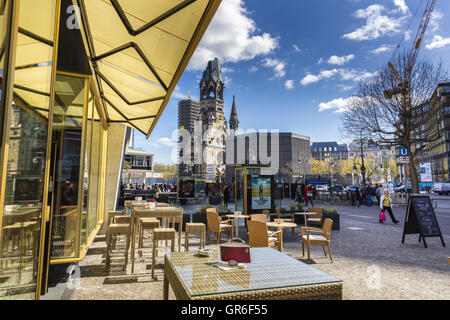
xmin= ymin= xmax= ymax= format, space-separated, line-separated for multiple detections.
xmin=197 ymin=248 xmax=214 ymax=257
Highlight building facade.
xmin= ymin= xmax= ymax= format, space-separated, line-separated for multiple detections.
xmin=311 ymin=142 xmax=348 ymax=161
xmin=226 ymin=132 xmax=311 ymax=183
xmin=414 ymin=83 xmax=450 ymax=182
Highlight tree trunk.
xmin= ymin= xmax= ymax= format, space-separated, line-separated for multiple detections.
xmin=408 ymin=152 xmax=420 ymax=194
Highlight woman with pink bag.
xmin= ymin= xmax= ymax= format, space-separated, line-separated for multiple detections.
xmin=379 ymin=189 xmax=399 ymax=224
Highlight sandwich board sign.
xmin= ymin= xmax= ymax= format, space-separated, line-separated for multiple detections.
xmin=398 ymin=148 xmax=409 ymax=164
xmin=402 ymin=195 xmax=445 ymax=248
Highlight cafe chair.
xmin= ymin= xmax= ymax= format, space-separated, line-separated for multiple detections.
xmin=247 ymin=220 xmax=282 ymax=252
xmin=206 ymin=209 xmax=233 ymax=244
xmin=301 ymin=218 xmax=333 ymax=262
xmin=250 ymin=214 xmax=268 ymax=223
xmin=306 ymin=207 xmax=323 ymax=227
xmin=275 ymin=208 xmax=295 ymax=234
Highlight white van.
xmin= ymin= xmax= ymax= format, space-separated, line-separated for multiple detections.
xmin=434 ymin=183 xmax=450 ymax=195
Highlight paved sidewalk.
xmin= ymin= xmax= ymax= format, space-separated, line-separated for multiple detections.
xmin=43 ymin=203 xmax=450 ymax=300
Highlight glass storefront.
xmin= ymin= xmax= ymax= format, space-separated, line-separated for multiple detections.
xmin=0 ymin=0 xmax=57 ymax=299
xmin=0 ymin=1 xmax=107 ymax=299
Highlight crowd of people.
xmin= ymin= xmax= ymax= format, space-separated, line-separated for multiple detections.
xmin=122 ymin=183 xmax=177 ymax=193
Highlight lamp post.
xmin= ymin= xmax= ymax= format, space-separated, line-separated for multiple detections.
xmin=353 ymin=156 xmax=366 ymax=186
xmin=298 ymin=158 xmax=310 ymax=185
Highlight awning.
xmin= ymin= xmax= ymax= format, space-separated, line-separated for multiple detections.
xmin=77 ymin=0 xmax=222 ymax=137
xmin=4 ymin=0 xmax=221 ymax=137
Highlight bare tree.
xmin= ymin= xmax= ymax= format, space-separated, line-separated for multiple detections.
xmin=341 ymin=52 xmax=447 ymax=193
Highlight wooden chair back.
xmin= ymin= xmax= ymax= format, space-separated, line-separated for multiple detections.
xmin=247 ymin=220 xmax=269 ymax=248
xmin=250 ymin=214 xmax=268 ymax=223
xmin=307 ymin=207 xmax=323 ymax=219
xmin=322 ymin=218 xmax=333 ymax=240
xmin=206 ymin=209 xmax=220 ymax=233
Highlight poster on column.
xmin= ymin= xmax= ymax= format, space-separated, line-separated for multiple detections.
xmin=251 ymin=177 xmax=271 ymax=210
xmin=420 ymin=163 xmax=432 ymax=182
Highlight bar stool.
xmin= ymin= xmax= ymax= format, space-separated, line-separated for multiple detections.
xmin=138 ymin=218 xmax=160 ymax=257
xmin=106 ymin=211 xmax=124 ymax=248
xmin=184 ymin=223 xmax=206 ymax=251
xmin=106 ymin=220 xmax=131 ymax=271
xmin=151 ymin=228 xmax=176 ymax=279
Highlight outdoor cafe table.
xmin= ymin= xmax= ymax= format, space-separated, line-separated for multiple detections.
xmin=163 ymin=247 xmax=342 ymax=300
xmin=266 ymin=221 xmax=297 ymax=252
xmin=225 ymin=214 xmax=249 ymax=243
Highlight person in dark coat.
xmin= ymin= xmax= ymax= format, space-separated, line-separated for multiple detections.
xmin=223 ymin=184 xmax=231 ymax=208
xmin=354 ymin=188 xmax=362 ymax=207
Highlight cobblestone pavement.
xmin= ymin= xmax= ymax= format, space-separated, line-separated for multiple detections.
xmin=43 ymin=203 xmax=450 ymax=300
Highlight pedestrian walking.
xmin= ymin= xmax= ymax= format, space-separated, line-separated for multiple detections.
xmin=304 ymin=184 xmax=314 ymax=207
xmin=296 ymin=185 xmax=303 ymax=204
xmin=354 ymin=188 xmax=362 ymax=207
xmin=223 ymin=184 xmax=230 ymax=208
xmin=379 ymin=189 xmax=399 ymax=224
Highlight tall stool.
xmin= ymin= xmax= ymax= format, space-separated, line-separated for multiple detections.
xmin=151 ymin=228 xmax=176 ymax=280
xmin=106 ymin=221 xmax=131 ymax=271
xmin=185 ymin=223 xmax=206 ymax=251
xmin=138 ymin=218 xmax=160 ymax=257
xmin=106 ymin=211 xmax=124 ymax=248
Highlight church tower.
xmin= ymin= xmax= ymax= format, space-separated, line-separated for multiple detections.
xmin=229 ymin=96 xmax=239 ymax=136
xmin=199 ymin=58 xmax=227 ymax=179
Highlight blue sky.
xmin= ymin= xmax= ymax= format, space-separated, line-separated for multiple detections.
xmin=135 ymin=0 xmax=450 ymax=164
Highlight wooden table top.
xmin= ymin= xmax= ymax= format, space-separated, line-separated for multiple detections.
xmin=267 ymin=221 xmax=297 ymax=228
xmin=225 ymin=214 xmax=250 ymax=219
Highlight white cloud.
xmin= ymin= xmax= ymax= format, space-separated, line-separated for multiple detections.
xmin=188 ymin=0 xmax=278 ymax=70
xmin=172 ymin=86 xmax=188 ymax=100
xmin=300 ymin=74 xmax=321 ymax=86
xmin=429 ymin=10 xmax=443 ymax=32
xmin=153 ymin=137 xmax=177 ymax=148
xmin=248 ymin=66 xmax=258 ymax=73
xmin=293 ymin=44 xmax=301 ymax=52
xmin=426 ymin=35 xmax=450 ymax=50
xmin=262 ymin=58 xmax=286 ymax=78
xmin=370 ymin=45 xmax=391 ymax=54
xmin=300 ymin=68 xmax=375 ymax=86
xmin=343 ymin=4 xmax=408 ymax=41
xmin=393 ymin=0 xmax=408 ymax=14
xmin=319 ymin=54 xmax=355 ymax=66
xmin=285 ymin=80 xmax=294 ymax=90
xmin=318 ymin=97 xmax=356 ymax=113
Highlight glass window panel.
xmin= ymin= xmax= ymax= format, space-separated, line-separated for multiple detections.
xmin=88 ymin=99 xmax=101 ymax=236
xmin=50 ymin=74 xmax=86 ymax=259
xmin=1 ymin=0 xmax=56 ymax=299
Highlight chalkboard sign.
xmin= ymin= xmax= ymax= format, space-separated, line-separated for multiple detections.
xmin=402 ymin=195 xmax=445 ymax=248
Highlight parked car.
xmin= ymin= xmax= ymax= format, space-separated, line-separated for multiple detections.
xmin=315 ymin=185 xmax=328 ymax=192
xmin=330 ymin=184 xmax=344 ymax=192
xmin=434 ymin=182 xmax=450 ymax=195
xmin=345 ymin=185 xmax=361 ymax=191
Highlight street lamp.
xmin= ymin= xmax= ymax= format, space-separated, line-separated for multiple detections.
xmin=353 ymin=156 xmax=366 ymax=186
xmin=298 ymin=158 xmax=310 ymax=184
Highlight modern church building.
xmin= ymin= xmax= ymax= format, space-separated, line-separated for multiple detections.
xmin=0 ymin=0 xmax=221 ymax=299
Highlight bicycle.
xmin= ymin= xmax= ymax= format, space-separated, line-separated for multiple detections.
xmin=329 ymin=193 xmax=341 ymax=206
